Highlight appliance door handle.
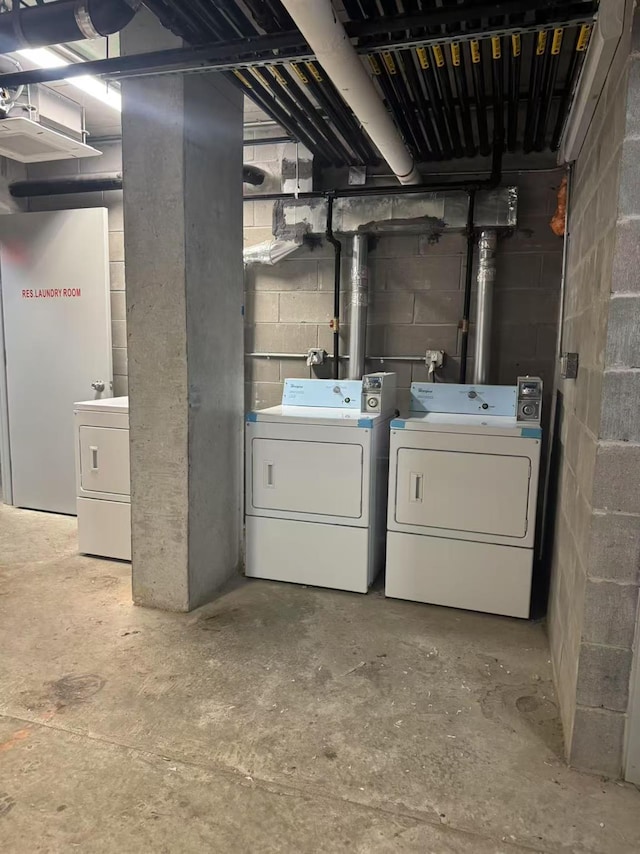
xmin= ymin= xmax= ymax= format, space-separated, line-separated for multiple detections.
xmin=264 ymin=462 xmax=275 ymax=488
xmin=90 ymin=446 xmax=99 ymax=471
xmin=410 ymin=471 xmax=423 ymax=503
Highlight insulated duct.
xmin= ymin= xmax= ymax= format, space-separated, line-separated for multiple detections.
xmin=348 ymin=234 xmax=368 ymax=380
xmin=0 ymin=0 xmax=140 ymax=53
xmin=473 ymin=230 xmax=497 ymax=384
xmin=279 ymin=0 xmax=421 ymax=185
xmin=243 ymin=239 xmax=301 ymax=266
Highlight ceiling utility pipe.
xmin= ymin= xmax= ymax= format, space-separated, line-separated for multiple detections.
xmin=472 ymin=230 xmax=498 ymax=385
xmin=0 ymin=0 xmax=140 ymax=53
xmin=348 ymin=234 xmax=369 ymax=380
xmin=279 ymin=0 xmax=421 ymax=186
xmin=10 ymin=173 xmax=123 ymax=197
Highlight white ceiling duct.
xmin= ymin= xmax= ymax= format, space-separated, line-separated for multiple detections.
xmin=279 ymin=0 xmax=421 ymax=186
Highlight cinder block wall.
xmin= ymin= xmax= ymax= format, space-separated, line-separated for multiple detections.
xmin=548 ymin=8 xmax=640 ymax=778
xmin=244 ymin=170 xmax=564 ymax=414
xmin=25 ymin=145 xmax=127 ymax=397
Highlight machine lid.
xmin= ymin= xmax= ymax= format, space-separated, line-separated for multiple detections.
xmin=74 ymin=396 xmax=129 ymax=413
xmin=391 ymin=411 xmax=539 ymax=438
xmin=247 ymin=405 xmax=382 ymax=428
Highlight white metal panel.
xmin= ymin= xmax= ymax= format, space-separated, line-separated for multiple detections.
xmin=77 ymin=497 xmax=131 ymax=561
xmin=0 ymin=209 xmax=112 ymax=514
xmin=246 ymin=516 xmax=370 ymax=592
xmin=251 ymin=438 xmax=363 ymax=518
xmin=79 ymin=426 xmax=130 ymax=496
xmin=385 ymin=531 xmax=533 ymax=618
xmin=395 ymin=448 xmax=531 ymax=538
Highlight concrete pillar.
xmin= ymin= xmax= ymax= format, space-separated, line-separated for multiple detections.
xmin=121 ymin=13 xmax=244 ymax=610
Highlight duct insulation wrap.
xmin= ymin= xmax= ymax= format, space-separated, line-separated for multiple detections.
xmin=473 ymin=230 xmax=498 ymax=385
xmin=274 ymin=187 xmax=517 ymax=238
xmin=243 ymin=239 xmax=302 ymax=266
xmin=348 ymin=235 xmax=369 ymax=380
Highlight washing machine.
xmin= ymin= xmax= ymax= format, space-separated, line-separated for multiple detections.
xmin=74 ymin=396 xmax=131 ymax=561
xmin=245 ymin=373 xmax=397 ymax=593
xmin=385 ymin=378 xmax=543 ymax=618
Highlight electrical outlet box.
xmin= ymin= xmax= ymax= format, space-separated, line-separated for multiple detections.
xmin=425 ymin=350 xmax=445 ymax=369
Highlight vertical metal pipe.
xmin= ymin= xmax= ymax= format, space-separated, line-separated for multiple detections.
xmin=348 ymin=235 xmax=369 ymax=380
xmin=459 ymin=189 xmax=476 ymax=383
xmin=325 ymin=195 xmax=342 ymax=380
xmin=473 ymin=230 xmax=497 ymax=385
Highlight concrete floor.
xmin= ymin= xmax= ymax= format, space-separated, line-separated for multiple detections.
xmin=1 ymin=505 xmax=640 ymax=853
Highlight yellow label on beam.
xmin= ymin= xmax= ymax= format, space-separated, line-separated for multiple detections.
xmin=382 ymin=51 xmax=397 ymax=74
xmin=233 ymin=69 xmax=252 ymax=88
xmin=470 ymin=40 xmax=481 ymax=64
xmin=416 ymin=46 xmax=429 ymax=69
xmin=271 ymin=66 xmax=288 ymax=86
xmin=576 ymin=24 xmax=591 ymax=52
xmin=450 ymin=42 xmax=461 ymax=67
xmin=551 ymin=28 xmax=563 ymax=55
xmin=290 ymin=63 xmax=308 ymax=84
xmin=368 ymin=55 xmax=381 ymax=75
xmin=512 ymin=33 xmax=521 ymax=57
xmin=306 ymin=62 xmax=323 ymax=82
xmin=432 ymin=44 xmax=445 ymax=68
xmin=536 ymin=31 xmax=548 ymax=56
xmin=491 ymin=36 xmax=501 ymax=60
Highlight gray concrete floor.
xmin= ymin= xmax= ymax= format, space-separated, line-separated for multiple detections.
xmin=1 ymin=505 xmax=640 ymax=853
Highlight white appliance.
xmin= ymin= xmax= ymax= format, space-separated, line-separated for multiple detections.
xmin=385 ymin=378 xmax=543 ymax=619
xmin=245 ymin=373 xmax=397 ymax=593
xmin=74 ymin=397 xmax=130 ymax=561
xmin=0 ymin=209 xmax=112 ymax=513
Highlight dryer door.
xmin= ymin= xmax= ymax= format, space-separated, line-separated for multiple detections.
xmin=251 ymin=438 xmax=363 ymax=518
xmin=395 ymin=447 xmax=531 ymax=538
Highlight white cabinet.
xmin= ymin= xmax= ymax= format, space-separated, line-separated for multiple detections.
xmin=74 ymin=397 xmax=130 ymax=561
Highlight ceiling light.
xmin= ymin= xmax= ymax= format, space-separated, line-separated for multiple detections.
xmin=16 ymin=48 xmax=121 ymax=112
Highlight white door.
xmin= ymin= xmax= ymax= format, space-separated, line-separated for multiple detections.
xmin=0 ymin=209 xmax=112 ymax=514
xmin=79 ymin=426 xmax=130 ymax=497
xmin=394 ymin=448 xmax=531 ymax=538
xmin=251 ymin=438 xmax=363 ymax=518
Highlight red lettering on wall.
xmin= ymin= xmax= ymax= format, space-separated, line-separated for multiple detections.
xmin=21 ymin=287 xmax=82 ymax=299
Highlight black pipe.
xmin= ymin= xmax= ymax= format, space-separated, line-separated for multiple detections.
xmin=249 ymin=135 xmax=294 ymax=146
xmin=507 ymin=33 xmax=522 ymax=152
xmin=470 ymin=39 xmax=491 ymax=157
xmin=459 ymin=189 xmax=476 ymax=384
xmin=325 ymin=194 xmax=342 ymax=381
xmin=535 ymin=27 xmax=564 ymax=151
xmin=243 ymin=165 xmax=265 ymax=186
xmin=10 ymin=173 xmax=123 ymax=197
xmin=0 ymin=0 xmax=139 ymax=53
xmin=10 ymin=163 xmax=264 ymax=196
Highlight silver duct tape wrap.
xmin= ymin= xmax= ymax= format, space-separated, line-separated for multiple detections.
xmin=348 ymin=235 xmax=369 ymax=380
xmin=473 ymin=230 xmax=498 ymax=385
xmin=275 ymin=188 xmax=518 ymax=238
xmin=243 ymin=239 xmax=302 ymax=266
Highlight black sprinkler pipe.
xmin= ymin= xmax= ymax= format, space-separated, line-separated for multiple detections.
xmin=459 ymin=189 xmax=476 ymax=384
xmin=0 ymin=0 xmax=140 ymax=54
xmin=325 ymin=194 xmax=342 ymax=381
xmin=10 ymin=173 xmax=123 ymax=197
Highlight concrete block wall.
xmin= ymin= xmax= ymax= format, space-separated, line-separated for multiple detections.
xmin=548 ymin=8 xmax=640 ymax=778
xmin=244 ymin=169 xmax=564 ymax=414
xmin=25 ymin=144 xmax=127 ymax=397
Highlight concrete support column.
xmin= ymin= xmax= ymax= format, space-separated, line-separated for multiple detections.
xmin=121 ymin=14 xmax=243 ymax=610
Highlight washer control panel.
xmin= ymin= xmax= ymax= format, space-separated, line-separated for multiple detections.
xmin=517 ymin=376 xmax=543 ymax=423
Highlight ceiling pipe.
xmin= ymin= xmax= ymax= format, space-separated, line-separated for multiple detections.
xmin=0 ymin=0 xmax=140 ymax=53
xmin=279 ymin=0 xmax=421 ymax=186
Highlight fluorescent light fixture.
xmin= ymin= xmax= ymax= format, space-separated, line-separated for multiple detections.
xmin=16 ymin=47 xmax=121 ymax=112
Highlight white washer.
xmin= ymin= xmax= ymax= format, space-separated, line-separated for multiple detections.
xmin=245 ymin=374 xmax=397 ymax=593
xmin=74 ymin=396 xmax=131 ymax=561
xmin=385 ymin=379 xmax=542 ymax=618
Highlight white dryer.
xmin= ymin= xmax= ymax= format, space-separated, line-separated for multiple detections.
xmin=74 ymin=396 xmax=131 ymax=561
xmin=385 ymin=378 xmax=543 ymax=618
xmin=245 ymin=373 xmax=397 ymax=593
